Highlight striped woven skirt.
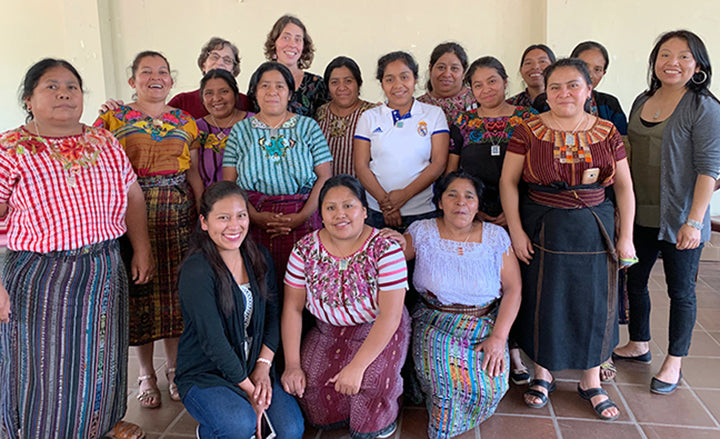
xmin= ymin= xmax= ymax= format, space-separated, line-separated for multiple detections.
xmin=124 ymin=174 xmax=194 ymax=345
xmin=412 ymin=304 xmax=509 ymax=439
xmin=0 ymin=240 xmax=128 ymax=439
xmin=299 ymin=309 xmax=410 ymax=439
xmin=247 ymin=191 xmax=321 ymax=284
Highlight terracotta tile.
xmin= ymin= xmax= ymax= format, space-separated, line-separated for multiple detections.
xmin=683 ymin=357 xmax=720 ymax=389
xmin=123 ymin=392 xmax=186 ymax=434
xmin=694 ymin=389 xmax=720 ymax=424
xmin=556 ymin=419 xmax=644 ymax=438
xmin=479 ymin=414 xmax=556 ymax=438
xmin=698 ymin=309 xmax=720 ymax=331
xmin=493 ymin=382 xmax=552 ymax=416
xmin=641 ymin=425 xmax=720 ymax=439
xmin=709 ymin=331 xmax=720 ymax=345
xmin=399 ymin=408 xmax=429 ymax=439
xmin=618 ymin=384 xmax=715 ymax=427
xmin=695 ymin=291 xmax=720 ymax=309
xmin=612 ymin=355 xmax=659 ymax=385
xmin=551 ymin=381 xmax=630 ymax=422
xmin=167 ymin=410 xmax=198 ymax=435
xmin=688 ymin=331 xmax=720 ymax=357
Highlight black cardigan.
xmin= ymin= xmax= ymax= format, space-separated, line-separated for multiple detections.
xmin=175 ymin=246 xmax=279 ymax=399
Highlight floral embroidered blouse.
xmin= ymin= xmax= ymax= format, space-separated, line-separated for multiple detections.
xmin=94 ymin=105 xmax=198 ymax=177
xmin=288 ymin=72 xmax=330 ymax=118
xmin=284 ymin=228 xmax=408 ymax=326
xmin=315 ymin=100 xmax=377 ymax=176
xmin=193 ymin=114 xmax=252 ymax=187
xmin=417 ymin=87 xmax=477 ymax=125
xmin=0 ymin=126 xmax=135 ymax=252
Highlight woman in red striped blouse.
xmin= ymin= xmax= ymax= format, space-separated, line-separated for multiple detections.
xmin=500 ymin=58 xmax=635 ymax=421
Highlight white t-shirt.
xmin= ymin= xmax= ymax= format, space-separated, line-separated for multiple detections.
xmin=354 ymin=100 xmax=449 ymax=216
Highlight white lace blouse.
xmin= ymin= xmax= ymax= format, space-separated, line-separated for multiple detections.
xmin=407 ymin=218 xmax=511 ymax=306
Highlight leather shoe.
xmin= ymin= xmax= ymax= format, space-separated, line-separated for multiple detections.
xmin=612 ymin=350 xmax=652 ymax=364
xmin=650 ymin=371 xmax=682 ymax=395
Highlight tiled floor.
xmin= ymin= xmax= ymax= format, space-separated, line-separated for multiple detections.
xmin=125 ymin=261 xmax=720 ymax=439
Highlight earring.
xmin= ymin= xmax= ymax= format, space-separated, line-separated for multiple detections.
xmin=692 ymin=70 xmax=708 ymax=85
xmin=272 ymin=53 xmax=277 ymax=60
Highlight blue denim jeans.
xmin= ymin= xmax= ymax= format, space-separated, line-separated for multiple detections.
xmin=366 ymin=208 xmax=438 ymax=233
xmin=626 ymin=225 xmax=703 ymax=357
xmin=183 ymin=381 xmax=304 ymax=439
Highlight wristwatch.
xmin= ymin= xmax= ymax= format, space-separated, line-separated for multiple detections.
xmin=685 ymin=219 xmax=703 ymax=230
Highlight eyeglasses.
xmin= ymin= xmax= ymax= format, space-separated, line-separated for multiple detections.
xmin=208 ymin=52 xmax=235 ymax=66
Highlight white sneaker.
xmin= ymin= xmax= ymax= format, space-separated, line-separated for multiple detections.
xmin=377 ymin=422 xmax=397 ymax=438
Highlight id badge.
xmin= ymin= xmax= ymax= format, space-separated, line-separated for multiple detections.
xmin=491 ymin=144 xmax=501 ymax=156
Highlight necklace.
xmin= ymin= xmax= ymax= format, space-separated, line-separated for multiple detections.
xmin=257 ymin=113 xmax=289 ymax=137
xmin=210 ymin=111 xmax=239 ymax=140
xmin=33 ymin=120 xmax=81 ymax=188
xmin=456 ymin=228 xmax=474 ymax=256
xmin=551 ymin=112 xmax=587 ymax=147
xmin=133 ymin=102 xmax=168 ymax=126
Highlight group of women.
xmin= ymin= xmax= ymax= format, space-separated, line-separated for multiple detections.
xmin=0 ymin=11 xmax=719 ymax=439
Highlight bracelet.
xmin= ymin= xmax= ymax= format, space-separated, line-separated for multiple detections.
xmin=256 ymin=357 xmax=272 ymax=367
xmin=686 ymin=219 xmax=703 ymax=230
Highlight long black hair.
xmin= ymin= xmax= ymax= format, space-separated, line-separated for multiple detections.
xmin=183 ymin=181 xmax=268 ymax=316
xmin=647 ymin=30 xmax=715 ymax=98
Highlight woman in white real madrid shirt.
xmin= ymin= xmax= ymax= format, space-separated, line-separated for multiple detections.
xmin=354 ymin=51 xmax=449 ymax=232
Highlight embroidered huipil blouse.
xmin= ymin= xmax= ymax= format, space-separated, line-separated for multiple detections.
xmin=223 ymin=115 xmax=332 ymax=195
xmin=284 ymin=229 xmax=408 ymax=326
xmin=0 ymin=126 xmax=136 ymax=252
xmin=408 ymin=219 xmax=511 ymax=306
xmin=94 ymin=105 xmax=198 ymax=177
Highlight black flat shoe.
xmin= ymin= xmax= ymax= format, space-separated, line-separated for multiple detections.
xmin=650 ymin=371 xmax=682 ymax=395
xmin=612 ymin=350 xmax=652 ymax=364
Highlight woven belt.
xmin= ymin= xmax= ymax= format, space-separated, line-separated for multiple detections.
xmin=138 ymin=173 xmax=186 ymax=188
xmin=423 ymin=293 xmax=497 ymax=317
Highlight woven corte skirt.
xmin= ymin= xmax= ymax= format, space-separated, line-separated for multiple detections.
xmin=0 ymin=240 xmax=128 ymax=438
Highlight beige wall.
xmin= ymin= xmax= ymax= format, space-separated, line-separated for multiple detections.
xmin=2 ymin=0 xmax=719 ymax=211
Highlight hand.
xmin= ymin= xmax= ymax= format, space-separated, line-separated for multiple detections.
xmin=378 ymin=228 xmax=406 ymax=250
xmin=254 ymin=211 xmax=285 ymax=231
xmin=615 ymin=236 xmax=636 ymax=262
xmin=386 ymin=189 xmax=408 ymax=213
xmin=249 ymin=363 xmax=272 ymax=409
xmin=378 ymin=195 xmax=394 ymax=213
xmin=509 ymin=229 xmax=534 ymax=264
xmin=0 ymin=282 xmax=10 ymax=324
xmin=382 ymin=209 xmax=402 ymax=228
xmin=475 ymin=334 xmax=507 ymax=378
xmin=266 ymin=212 xmax=297 ymax=238
xmin=0 ymin=204 xmax=8 ymax=219
xmin=130 ymin=248 xmax=154 ymax=285
xmin=281 ymin=364 xmax=306 ymax=398
xmin=676 ymin=224 xmax=702 ymax=250
xmin=99 ymin=98 xmax=124 ymax=113
xmin=326 ymin=362 xmax=365 ymax=395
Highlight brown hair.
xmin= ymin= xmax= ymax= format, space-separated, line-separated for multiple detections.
xmin=263 ymin=15 xmax=315 ymax=70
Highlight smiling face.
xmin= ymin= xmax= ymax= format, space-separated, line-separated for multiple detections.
xmin=654 ymin=37 xmax=699 ymax=89
xmin=202 ymin=77 xmax=237 ymax=119
xmin=470 ymin=66 xmax=508 ymax=109
xmin=255 ymin=69 xmax=290 ymax=116
xmin=25 ymin=66 xmax=83 ymax=127
xmin=520 ymin=48 xmax=553 ymax=89
xmin=438 ymin=178 xmax=479 ymax=229
xmin=577 ymin=48 xmax=606 ymax=89
xmin=328 ymin=66 xmax=360 ymax=109
xmin=545 ymin=66 xmax=593 ymax=118
xmin=274 ymin=23 xmax=304 ymax=68
xmin=129 ymin=55 xmax=173 ymax=102
xmin=201 ymin=45 xmax=236 ymax=74
xmin=200 ymin=194 xmax=249 ymax=255
xmin=430 ymin=52 xmax=464 ymax=98
xmin=320 ymin=185 xmax=367 ymax=241
xmin=381 ymin=59 xmax=417 ymax=111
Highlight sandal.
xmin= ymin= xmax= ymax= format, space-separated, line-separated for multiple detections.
xmin=511 ymin=367 xmax=532 ymax=385
xmin=599 ymin=360 xmax=617 ymax=382
xmin=524 ymin=379 xmax=556 ymax=408
xmin=136 ymin=373 xmax=161 ymax=409
xmin=166 ymin=368 xmax=181 ymax=401
xmin=105 ymin=420 xmax=145 ymax=439
xmin=577 ymin=385 xmax=620 ymax=421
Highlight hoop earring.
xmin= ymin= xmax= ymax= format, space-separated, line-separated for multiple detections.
xmin=692 ymin=70 xmax=708 ymax=85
